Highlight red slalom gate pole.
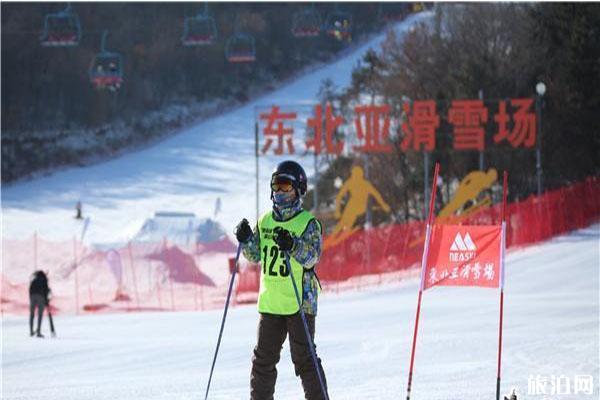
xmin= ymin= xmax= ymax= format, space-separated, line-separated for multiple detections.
xmin=406 ymin=162 xmax=439 ymax=400
xmin=496 ymin=171 xmax=508 ymax=400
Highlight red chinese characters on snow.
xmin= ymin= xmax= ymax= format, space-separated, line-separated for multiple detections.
xmin=424 ymin=225 xmax=502 ymax=290
xmin=258 ymin=98 xmax=537 ymax=155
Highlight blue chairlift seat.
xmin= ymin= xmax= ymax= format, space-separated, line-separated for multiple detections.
xmin=182 ymin=14 xmax=217 ymax=46
xmin=291 ymin=8 xmax=321 ymax=38
xmin=89 ymin=52 xmax=124 ymax=90
xmin=324 ymin=11 xmax=353 ymax=41
xmin=225 ymin=33 xmax=256 ymax=63
xmin=40 ymin=7 xmax=82 ymax=47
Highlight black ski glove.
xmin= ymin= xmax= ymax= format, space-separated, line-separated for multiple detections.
xmin=235 ymin=218 xmax=253 ymax=243
xmin=273 ymin=227 xmax=295 ymax=252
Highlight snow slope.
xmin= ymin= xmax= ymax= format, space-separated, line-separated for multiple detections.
xmin=1 ymin=10 xmax=598 ymax=399
xmin=1 ymin=12 xmax=431 ymax=246
xmin=2 ymin=225 xmax=598 ymax=399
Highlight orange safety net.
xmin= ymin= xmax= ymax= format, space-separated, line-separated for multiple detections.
xmin=2 ymin=177 xmax=598 ymax=315
xmin=236 ymin=177 xmax=599 ymax=295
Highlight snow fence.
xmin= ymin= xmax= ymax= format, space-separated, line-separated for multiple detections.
xmin=2 ymin=177 xmax=598 ymax=315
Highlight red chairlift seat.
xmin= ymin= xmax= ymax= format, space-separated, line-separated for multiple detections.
xmin=40 ymin=6 xmax=82 ymax=47
xmin=292 ymin=26 xmax=321 ymax=38
xmin=225 ymin=33 xmax=256 ymax=63
xmin=91 ymin=75 xmax=123 ymax=89
xmin=181 ymin=14 xmax=217 ymax=46
xmin=182 ymin=34 xmax=215 ymax=46
xmin=227 ymin=53 xmax=256 ymax=63
xmin=43 ymin=32 xmax=79 ymax=47
xmin=291 ymin=7 xmax=321 ymax=38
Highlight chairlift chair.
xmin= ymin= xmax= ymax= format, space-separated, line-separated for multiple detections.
xmin=181 ymin=13 xmax=217 ymax=46
xmin=40 ymin=5 xmax=82 ymax=47
xmin=291 ymin=7 xmax=321 ymax=38
xmin=324 ymin=8 xmax=353 ymax=41
xmin=225 ymin=33 xmax=256 ymax=63
xmin=88 ymin=31 xmax=123 ymax=91
xmin=89 ymin=53 xmax=124 ymax=90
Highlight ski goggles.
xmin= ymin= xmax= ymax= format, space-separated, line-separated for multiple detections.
xmin=271 ymin=176 xmax=295 ymax=192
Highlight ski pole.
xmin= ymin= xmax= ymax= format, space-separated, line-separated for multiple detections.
xmin=47 ymin=302 xmax=56 ymax=337
xmin=283 ymin=251 xmax=329 ymax=400
xmin=204 ymin=242 xmax=242 ymax=400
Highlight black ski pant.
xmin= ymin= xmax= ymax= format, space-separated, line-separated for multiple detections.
xmin=250 ymin=312 xmax=328 ymax=400
xmin=29 ymin=294 xmax=46 ymax=335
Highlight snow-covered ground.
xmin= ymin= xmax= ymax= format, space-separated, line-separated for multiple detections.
xmin=1 ymin=9 xmax=598 ymax=399
xmin=2 ymin=225 xmax=598 ymax=399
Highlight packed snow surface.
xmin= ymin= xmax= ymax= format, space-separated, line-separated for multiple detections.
xmin=1 ymin=10 xmax=598 ymax=399
xmin=2 ymin=225 xmax=598 ymax=399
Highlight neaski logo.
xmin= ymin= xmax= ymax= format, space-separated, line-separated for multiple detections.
xmin=449 ymin=232 xmax=477 ymax=262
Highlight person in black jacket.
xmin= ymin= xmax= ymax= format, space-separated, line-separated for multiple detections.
xmin=29 ymin=270 xmax=50 ymax=338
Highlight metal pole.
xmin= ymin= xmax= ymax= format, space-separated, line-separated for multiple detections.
xmin=255 ymin=122 xmax=259 ymax=223
xmin=313 ymin=151 xmax=319 ymax=212
xmin=478 ymin=89 xmax=484 ymax=170
xmin=406 ymin=162 xmax=439 ymax=400
xmin=283 ymin=252 xmax=329 ymax=400
xmin=365 ymin=154 xmax=371 ymax=226
xmin=73 ymin=236 xmax=79 ymax=315
xmin=33 ymin=231 xmax=38 ymax=271
xmin=536 ymin=96 xmax=543 ymax=196
xmin=204 ymin=243 xmax=242 ymax=400
xmin=423 ymin=151 xmax=429 ymax=220
xmin=364 ymin=152 xmax=372 ymax=273
xmin=496 ymin=171 xmax=508 ymax=400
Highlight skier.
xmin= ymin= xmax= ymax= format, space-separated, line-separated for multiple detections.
xmin=235 ymin=160 xmax=329 ymax=400
xmin=75 ymin=200 xmax=83 ymax=219
xmin=29 ymin=270 xmax=51 ymax=338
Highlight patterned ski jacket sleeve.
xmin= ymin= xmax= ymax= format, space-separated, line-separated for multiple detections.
xmin=290 ymin=219 xmax=322 ymax=269
xmin=294 ymin=219 xmax=322 ymax=315
xmin=241 ymin=224 xmax=261 ymax=263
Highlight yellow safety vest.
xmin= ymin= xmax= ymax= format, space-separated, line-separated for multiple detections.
xmin=257 ymin=209 xmax=316 ymax=315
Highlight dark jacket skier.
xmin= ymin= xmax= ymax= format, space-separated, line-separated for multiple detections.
xmin=235 ymin=160 xmax=329 ymax=400
xmin=29 ymin=270 xmax=50 ymax=337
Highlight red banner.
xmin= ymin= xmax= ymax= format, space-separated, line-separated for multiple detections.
xmin=424 ymin=225 xmax=502 ymax=290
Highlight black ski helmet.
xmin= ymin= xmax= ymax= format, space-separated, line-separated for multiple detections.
xmin=271 ymin=160 xmax=308 ymax=196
